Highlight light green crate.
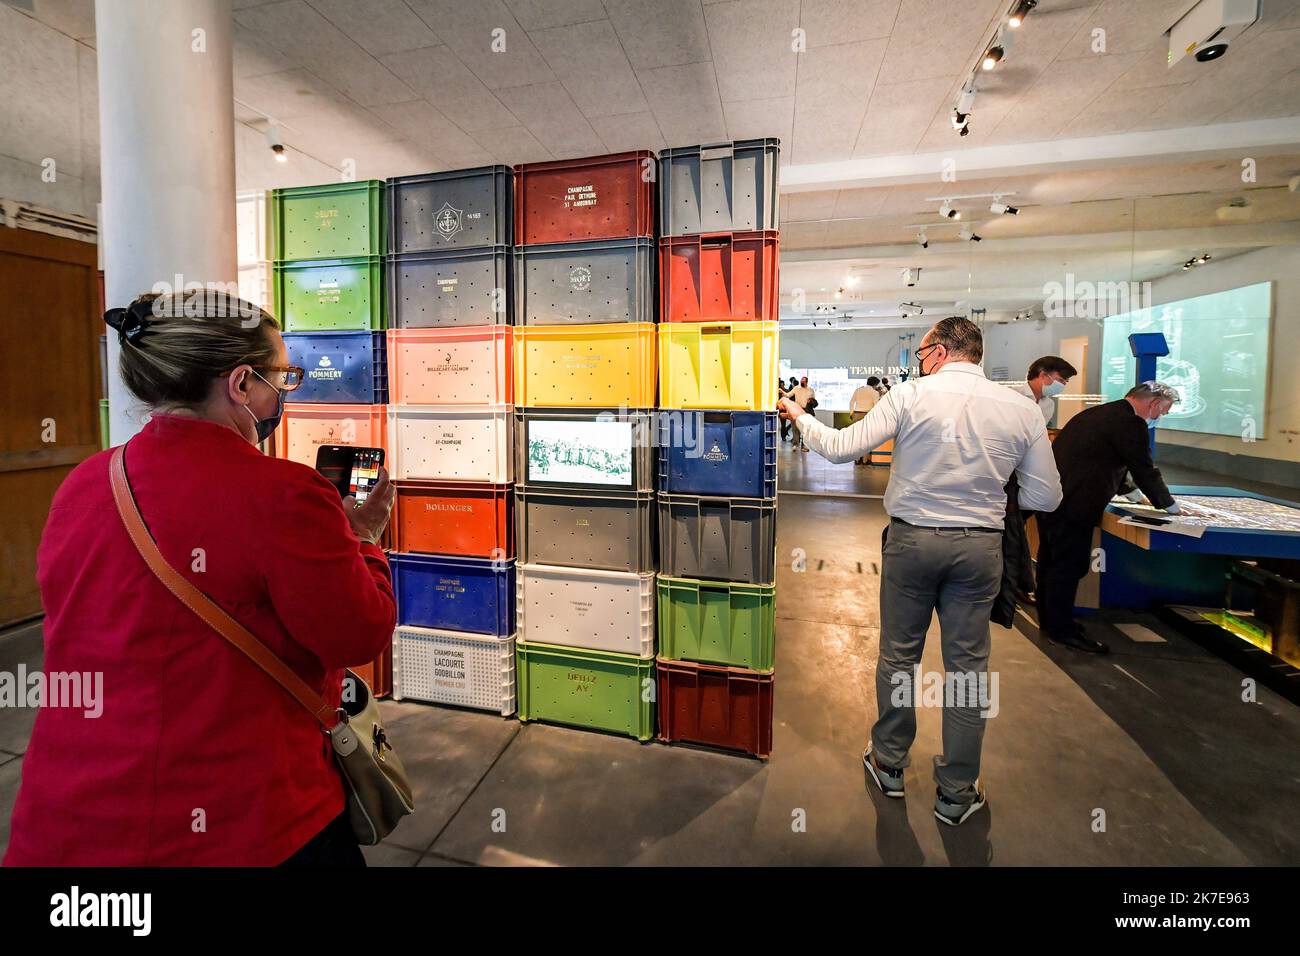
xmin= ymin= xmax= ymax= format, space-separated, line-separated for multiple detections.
xmin=273 ymin=256 xmax=384 ymax=332
xmin=98 ymin=398 xmax=109 ymax=450
xmin=657 ymin=575 xmax=776 ymax=672
xmin=269 ymin=180 xmax=385 ymax=261
xmin=516 ymin=639 xmax=655 ymax=741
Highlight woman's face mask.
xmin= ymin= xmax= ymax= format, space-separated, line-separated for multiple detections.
xmin=244 ymin=369 xmax=285 ymax=443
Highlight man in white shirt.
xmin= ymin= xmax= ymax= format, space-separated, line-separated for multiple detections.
xmin=849 ymin=377 xmax=881 ymax=465
xmin=789 ymin=377 xmax=816 ymax=451
xmin=779 ymin=317 xmax=1062 ymax=827
xmin=1014 ymin=355 xmax=1077 ymax=426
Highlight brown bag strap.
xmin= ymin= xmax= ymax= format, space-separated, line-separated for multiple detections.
xmin=109 ymin=443 xmax=339 ymax=730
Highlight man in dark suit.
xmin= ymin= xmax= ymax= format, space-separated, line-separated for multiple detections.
xmin=1036 ymin=381 xmax=1184 ymax=654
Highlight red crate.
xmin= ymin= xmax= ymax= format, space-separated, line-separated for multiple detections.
xmin=392 ymin=480 xmax=513 ymax=559
xmin=656 ymin=657 xmax=774 ymax=758
xmin=660 ymin=231 xmax=779 ymax=322
xmin=347 ymin=641 xmax=392 ymax=699
xmin=514 ymin=151 xmax=655 ymax=245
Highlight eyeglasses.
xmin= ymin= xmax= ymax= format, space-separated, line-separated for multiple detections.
xmin=258 ymin=365 xmax=304 ymax=391
xmin=915 ymin=343 xmax=943 ymax=362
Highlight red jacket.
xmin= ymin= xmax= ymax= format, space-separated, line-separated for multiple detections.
xmin=4 ymin=414 xmax=396 ymax=866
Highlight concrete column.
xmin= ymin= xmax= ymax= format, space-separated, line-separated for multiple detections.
xmin=96 ymin=0 xmax=237 ymax=443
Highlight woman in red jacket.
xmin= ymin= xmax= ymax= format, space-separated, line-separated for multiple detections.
xmin=4 ymin=291 xmax=397 ymax=867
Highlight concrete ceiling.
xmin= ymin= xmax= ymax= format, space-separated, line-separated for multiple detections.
xmin=4 ymin=0 xmax=1300 ymax=322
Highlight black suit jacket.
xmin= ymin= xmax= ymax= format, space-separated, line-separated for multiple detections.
xmin=1050 ymin=399 xmax=1175 ymax=524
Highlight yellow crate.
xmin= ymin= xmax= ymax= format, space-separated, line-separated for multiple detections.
xmin=659 ymin=321 xmax=780 ymax=410
xmin=514 ymin=322 xmax=657 ymax=408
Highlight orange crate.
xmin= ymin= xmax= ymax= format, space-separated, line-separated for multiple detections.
xmin=279 ymin=403 xmax=388 ymax=468
xmin=660 ymin=231 xmax=779 ymax=322
xmin=392 ymin=480 xmax=513 ymax=559
xmin=386 ymin=325 xmax=512 ymax=405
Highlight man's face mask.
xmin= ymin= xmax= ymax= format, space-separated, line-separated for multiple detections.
xmin=1043 ymin=378 xmax=1067 ymax=398
xmin=244 ymin=369 xmax=286 ymax=443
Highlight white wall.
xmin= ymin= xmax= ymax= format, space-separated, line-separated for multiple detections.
xmin=1148 ymin=245 xmax=1300 ymax=465
xmin=981 ymin=316 xmax=1104 ymax=391
xmin=780 ymin=326 xmax=930 ymax=372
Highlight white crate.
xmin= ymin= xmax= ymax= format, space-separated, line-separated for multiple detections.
xmin=392 ymin=625 xmax=516 ymax=716
xmin=388 ymin=404 xmax=513 ymax=482
xmin=516 ymin=563 xmax=655 ymax=657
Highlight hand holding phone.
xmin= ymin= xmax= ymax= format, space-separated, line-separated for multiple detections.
xmin=315 ymin=445 xmax=394 ymax=545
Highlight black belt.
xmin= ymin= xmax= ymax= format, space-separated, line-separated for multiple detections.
xmin=891 ymin=516 xmax=1001 ymax=534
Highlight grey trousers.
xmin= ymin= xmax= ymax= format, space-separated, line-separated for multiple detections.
xmin=873 ymin=519 xmax=1003 ymax=803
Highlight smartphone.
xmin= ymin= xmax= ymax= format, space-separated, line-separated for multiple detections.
xmin=315 ymin=445 xmax=385 ymax=504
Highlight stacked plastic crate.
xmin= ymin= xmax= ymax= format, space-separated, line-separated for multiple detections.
xmin=382 ymin=167 xmax=518 ymax=718
xmin=272 ymin=181 xmax=394 ymax=695
xmin=655 ymin=140 xmax=782 ymax=758
xmin=511 ymin=152 xmax=660 ymax=741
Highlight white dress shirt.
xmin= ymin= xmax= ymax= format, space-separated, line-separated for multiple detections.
xmin=849 ymin=385 xmax=879 ymax=414
xmin=794 ymin=361 xmax=1062 ymax=529
xmin=1014 ymin=383 xmax=1055 ymax=425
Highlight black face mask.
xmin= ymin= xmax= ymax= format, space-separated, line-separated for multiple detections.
xmin=244 ymin=370 xmax=285 ymax=443
xmin=916 ymin=345 xmax=940 ymax=377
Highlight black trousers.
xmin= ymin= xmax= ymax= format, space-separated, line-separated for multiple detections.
xmin=1035 ymin=511 xmax=1097 ymax=637
xmin=279 ymin=811 xmax=366 ymax=867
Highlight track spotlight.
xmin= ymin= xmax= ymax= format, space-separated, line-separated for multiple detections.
xmin=916 ymin=229 xmax=929 ymax=249
xmin=951 ymin=109 xmax=970 ymax=130
xmin=960 ymin=225 xmax=982 ymax=242
xmin=982 ymin=45 xmax=1004 ymax=70
xmin=990 ymin=199 xmax=1019 ymax=215
xmin=939 ymin=201 xmax=960 ymax=220
xmin=1198 ymin=253 xmax=1212 ymax=263
xmin=1008 ymin=0 xmax=1035 ymax=28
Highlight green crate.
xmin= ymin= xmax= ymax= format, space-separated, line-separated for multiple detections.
xmin=516 ymin=639 xmax=655 ymax=741
xmin=273 ymin=256 xmax=384 ymax=332
xmin=657 ymin=575 xmax=776 ymax=672
xmin=98 ymin=398 xmax=109 ymax=450
xmin=270 ymin=180 xmax=386 ymax=261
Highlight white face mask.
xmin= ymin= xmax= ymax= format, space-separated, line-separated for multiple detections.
xmin=1042 ymin=379 xmax=1067 ymax=398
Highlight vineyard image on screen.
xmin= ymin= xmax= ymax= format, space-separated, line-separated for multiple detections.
xmin=1102 ymin=282 xmax=1272 ymax=438
xmin=526 ymin=419 xmax=634 ymax=486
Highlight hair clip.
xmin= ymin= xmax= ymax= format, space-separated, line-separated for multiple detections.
xmin=103 ymin=299 xmax=155 ymax=347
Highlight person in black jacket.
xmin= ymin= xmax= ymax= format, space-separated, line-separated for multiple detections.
xmin=1036 ymin=381 xmax=1183 ymax=654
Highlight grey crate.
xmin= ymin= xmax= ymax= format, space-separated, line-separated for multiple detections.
xmin=514 ymin=238 xmax=654 ymax=325
xmin=387 ymin=166 xmax=512 ymax=254
xmin=658 ymin=139 xmax=781 ymax=237
xmin=516 ymin=486 xmax=657 ymax=573
xmin=658 ymin=493 xmax=776 ymax=585
xmin=515 ymin=408 xmax=657 ymax=493
xmin=387 ymin=246 xmax=511 ymax=327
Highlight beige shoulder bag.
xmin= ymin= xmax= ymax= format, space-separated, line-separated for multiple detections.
xmin=109 ymin=444 xmax=414 ymax=847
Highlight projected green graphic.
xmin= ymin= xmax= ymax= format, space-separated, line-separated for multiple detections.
xmin=1101 ymin=282 xmax=1272 ymax=438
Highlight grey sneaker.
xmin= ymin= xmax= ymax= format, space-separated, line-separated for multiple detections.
xmin=934 ymin=784 xmax=987 ymax=826
xmin=863 ymin=745 xmax=905 ymax=798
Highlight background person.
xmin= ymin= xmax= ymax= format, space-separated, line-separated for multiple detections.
xmin=779 ymin=376 xmax=799 ymax=442
xmin=779 ymin=317 xmax=1061 ymax=826
xmin=4 ymin=291 xmax=397 ymax=867
xmin=849 ymin=376 xmax=881 ymax=465
xmin=790 ymin=376 xmax=817 ymax=451
xmin=1016 ymin=355 xmax=1077 ymax=426
xmin=1035 ymin=381 xmax=1183 ymax=655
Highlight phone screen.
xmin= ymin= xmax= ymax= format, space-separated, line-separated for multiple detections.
xmin=315 ymin=445 xmax=384 ymax=502
xmin=349 ymin=448 xmax=383 ymax=504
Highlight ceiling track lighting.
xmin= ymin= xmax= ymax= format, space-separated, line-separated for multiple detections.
xmin=1007 ymin=0 xmax=1036 ymax=28
xmin=990 ymin=198 xmax=1019 ymax=215
xmin=266 ymin=123 xmax=287 ymax=163
xmin=939 ymin=201 xmax=961 ymax=220
xmin=916 ymin=229 xmax=929 ymax=249
xmin=960 ymin=225 xmax=982 ymax=242
xmin=982 ymin=45 xmax=1004 ymax=70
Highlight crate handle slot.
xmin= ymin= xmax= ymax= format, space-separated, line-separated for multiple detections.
xmin=703 ymin=412 xmax=732 ymax=424
xmin=699 ymin=144 xmax=735 ymax=163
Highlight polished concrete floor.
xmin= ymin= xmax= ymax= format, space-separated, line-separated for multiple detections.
xmin=2 ymin=444 xmax=1298 ymax=866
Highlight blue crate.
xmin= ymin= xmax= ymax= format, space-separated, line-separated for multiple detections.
xmin=390 ymin=552 xmax=516 ymax=636
xmin=658 ymin=411 xmax=776 ymax=499
xmin=283 ymin=331 xmax=388 ymax=404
